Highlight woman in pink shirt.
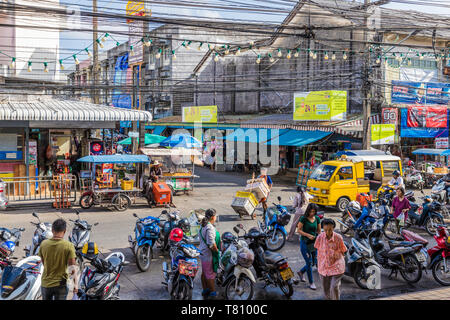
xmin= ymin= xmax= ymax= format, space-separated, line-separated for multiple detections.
xmin=314 ymin=218 xmax=347 ymax=300
xmin=390 ymin=187 xmax=411 ymax=233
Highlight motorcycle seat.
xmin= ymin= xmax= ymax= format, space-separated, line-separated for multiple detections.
xmin=264 ymin=251 xmax=284 ymax=265
xmin=106 ymin=256 xmax=122 ymax=268
xmin=405 ymin=191 xmax=414 ymax=198
xmin=388 ymin=240 xmax=415 ymax=248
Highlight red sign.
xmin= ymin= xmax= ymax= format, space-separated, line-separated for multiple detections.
xmin=435 ymin=137 xmax=449 ymax=149
xmin=382 ymin=108 xmax=398 ymax=125
xmin=407 ymin=106 xmax=447 ymax=128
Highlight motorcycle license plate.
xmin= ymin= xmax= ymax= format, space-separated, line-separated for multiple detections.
xmin=280 ymin=267 xmax=294 ymax=281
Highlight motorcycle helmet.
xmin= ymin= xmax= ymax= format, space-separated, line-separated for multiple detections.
xmin=348 ymin=201 xmax=361 ymax=212
xmin=237 ymin=247 xmax=254 ymax=268
xmin=177 ymin=219 xmax=190 ymax=234
xmin=393 ymin=170 xmax=400 ymax=177
xmin=169 ymin=228 xmax=183 ymax=242
xmin=82 ymin=242 xmax=99 ymax=260
xmin=221 ymin=232 xmax=235 ymax=243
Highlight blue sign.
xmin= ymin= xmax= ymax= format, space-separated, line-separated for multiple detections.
xmin=400 ymin=108 xmax=449 ymax=138
xmin=392 ymin=80 xmax=450 ymax=105
xmin=112 ymin=53 xmax=132 ymax=110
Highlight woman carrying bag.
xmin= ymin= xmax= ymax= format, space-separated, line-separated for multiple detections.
xmin=199 ymin=208 xmax=221 ymax=299
xmin=288 ymin=186 xmax=309 ymax=241
xmin=296 ymin=203 xmax=321 ymax=290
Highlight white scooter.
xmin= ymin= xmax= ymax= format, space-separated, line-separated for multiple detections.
xmin=24 ymin=212 xmax=53 ymax=257
xmin=0 ymin=179 xmax=8 ymax=210
xmin=0 ymin=255 xmax=43 ymax=300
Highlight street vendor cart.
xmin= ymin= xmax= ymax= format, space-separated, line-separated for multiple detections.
xmin=77 ymin=154 xmax=153 ymax=211
xmin=411 ymin=148 xmax=450 ymax=188
xmin=140 ymin=147 xmax=201 ymax=195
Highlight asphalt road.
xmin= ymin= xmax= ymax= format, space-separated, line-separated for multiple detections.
xmin=0 ymin=167 xmax=444 ymax=300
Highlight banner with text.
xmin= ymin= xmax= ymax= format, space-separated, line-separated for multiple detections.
xmin=435 ymin=137 xmax=449 ymax=149
xmin=182 ymin=106 xmax=218 ymax=123
xmin=371 ymin=124 xmax=396 ymax=145
xmin=381 ymin=107 xmax=398 ymax=125
xmin=293 ymin=91 xmax=347 ymax=121
xmin=391 ymin=80 xmax=450 ymax=105
xmin=407 ymin=106 xmax=447 ymax=128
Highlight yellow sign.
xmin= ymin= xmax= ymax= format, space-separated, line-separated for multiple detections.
xmin=371 ymin=124 xmax=396 ymax=145
xmin=126 ymin=1 xmax=147 ymax=16
xmin=182 ymin=106 xmax=218 ymax=123
xmin=293 ymin=91 xmax=347 ymax=121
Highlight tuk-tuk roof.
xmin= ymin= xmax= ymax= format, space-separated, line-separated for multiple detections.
xmin=344 ymin=154 xmax=401 ymax=163
xmin=77 ymin=154 xmax=150 ymax=164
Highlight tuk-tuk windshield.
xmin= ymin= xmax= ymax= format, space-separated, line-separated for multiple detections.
xmin=310 ymin=164 xmax=337 ymax=181
xmin=382 ymin=161 xmax=400 ymax=175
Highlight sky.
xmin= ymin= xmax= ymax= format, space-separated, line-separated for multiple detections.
xmin=59 ymin=0 xmax=450 ymax=73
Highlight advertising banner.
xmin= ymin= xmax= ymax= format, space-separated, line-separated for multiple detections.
xmin=400 ymin=108 xmax=449 ymax=138
xmin=392 ymin=80 xmax=450 ymax=105
xmin=407 ymin=106 xmax=447 ymax=128
xmin=435 ymin=137 xmax=449 ymax=149
xmin=112 ymin=53 xmax=132 ymax=110
xmin=293 ymin=91 xmax=347 ymax=121
xmin=381 ymin=107 xmax=398 ymax=125
xmin=182 ymin=106 xmax=218 ymax=123
xmin=371 ymin=124 xmax=396 ymax=145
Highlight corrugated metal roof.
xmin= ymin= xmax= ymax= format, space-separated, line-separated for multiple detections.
xmin=0 ymin=100 xmax=152 ymax=122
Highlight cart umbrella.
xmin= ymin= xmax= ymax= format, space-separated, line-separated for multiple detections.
xmin=77 ymin=154 xmax=150 ymax=163
xmin=159 ymin=134 xmax=202 ymax=148
xmin=117 ymin=134 xmax=166 ymax=146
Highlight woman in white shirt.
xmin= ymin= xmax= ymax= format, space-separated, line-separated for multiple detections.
xmin=288 ymin=186 xmax=309 ymax=241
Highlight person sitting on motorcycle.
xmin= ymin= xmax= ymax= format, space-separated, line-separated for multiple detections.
xmin=388 ymin=170 xmax=405 ymax=190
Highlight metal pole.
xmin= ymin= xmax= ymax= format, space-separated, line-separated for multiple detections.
xmin=362 ymin=0 xmax=372 ymax=149
xmin=25 ymin=127 xmax=29 ymax=194
xmin=92 ymin=0 xmax=99 ymax=104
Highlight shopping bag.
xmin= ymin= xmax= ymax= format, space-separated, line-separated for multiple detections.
xmin=397 ymin=212 xmax=405 ymax=227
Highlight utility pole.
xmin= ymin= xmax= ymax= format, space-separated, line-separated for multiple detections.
xmin=92 ymin=0 xmax=99 ymax=104
xmin=362 ymin=0 xmax=372 ymax=149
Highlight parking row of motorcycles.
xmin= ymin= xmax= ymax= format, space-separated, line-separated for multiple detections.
xmin=337 ymin=187 xmax=450 ymax=290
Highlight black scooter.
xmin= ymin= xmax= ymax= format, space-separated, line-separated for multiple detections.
xmin=68 ymin=210 xmax=99 ymax=270
xmin=234 ymin=224 xmax=294 ymax=298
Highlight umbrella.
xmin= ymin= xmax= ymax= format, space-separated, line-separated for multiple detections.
xmin=159 ymin=133 xmax=202 ymax=148
xmin=117 ymin=134 xmax=166 ymax=145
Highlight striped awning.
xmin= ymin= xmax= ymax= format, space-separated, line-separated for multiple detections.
xmin=0 ymin=100 xmax=152 ymax=122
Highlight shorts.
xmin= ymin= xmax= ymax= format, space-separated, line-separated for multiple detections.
xmin=201 ymin=258 xmax=216 ymax=280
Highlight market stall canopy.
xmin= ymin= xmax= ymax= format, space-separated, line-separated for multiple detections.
xmin=117 ymin=134 xmax=166 ymax=145
xmin=264 ymin=129 xmax=331 ymax=146
xmin=152 ymin=126 xmax=167 ymax=135
xmin=412 ymin=149 xmax=450 ymax=156
xmin=221 ymin=128 xmax=289 ymax=143
xmin=140 ymin=148 xmax=202 ymax=156
xmin=77 ymin=154 xmax=150 ymax=163
xmin=159 ymin=134 xmax=202 ymax=148
xmin=0 ymin=100 xmax=152 ymax=122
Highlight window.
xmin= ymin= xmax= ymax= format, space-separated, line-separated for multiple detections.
xmin=310 ymin=164 xmax=336 ymax=181
xmin=337 ymin=166 xmax=353 ymax=180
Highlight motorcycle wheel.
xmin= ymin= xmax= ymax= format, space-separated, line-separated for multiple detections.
xmin=353 ymin=263 xmax=368 ymax=290
xmin=79 ymin=194 xmax=94 ymax=209
xmin=112 ymin=194 xmax=131 ymax=211
xmin=399 ymin=254 xmax=422 ymax=284
xmin=172 ymin=281 xmax=192 ymax=300
xmin=432 ymin=257 xmax=450 ymax=286
xmin=340 ymin=214 xmax=351 ymax=235
xmin=224 ymin=275 xmax=254 ymax=300
xmin=441 ymin=206 xmax=450 ymax=220
xmin=265 ymin=229 xmax=286 ymax=251
xmin=425 ymin=216 xmax=444 ymax=236
xmin=383 ymin=219 xmax=400 ymax=240
xmin=278 ymin=277 xmax=293 ymax=298
xmin=76 ymin=255 xmax=84 ymax=272
xmin=136 ymin=244 xmax=152 ymax=272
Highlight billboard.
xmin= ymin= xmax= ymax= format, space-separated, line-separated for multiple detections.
xmin=293 ymin=91 xmax=347 ymax=121
xmin=391 ymin=80 xmax=450 ymax=105
xmin=182 ymin=106 xmax=218 ymax=123
xmin=407 ymin=106 xmax=447 ymax=128
xmin=371 ymin=124 xmax=396 ymax=145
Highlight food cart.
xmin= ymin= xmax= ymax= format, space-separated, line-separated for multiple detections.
xmin=140 ymin=147 xmax=201 ymax=195
xmin=77 ymin=154 xmax=151 ymax=211
xmin=411 ymin=148 xmax=450 ymax=188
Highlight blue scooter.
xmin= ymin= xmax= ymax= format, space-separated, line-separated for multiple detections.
xmin=258 ymin=196 xmax=291 ymax=251
xmin=128 ymin=213 xmax=162 ymax=272
xmin=0 ymin=227 xmax=24 ymax=270
xmin=162 ymin=238 xmax=200 ymax=300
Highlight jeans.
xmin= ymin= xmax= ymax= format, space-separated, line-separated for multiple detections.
xmin=41 ymin=285 xmax=68 ymax=300
xmin=299 ymin=239 xmax=317 ymax=284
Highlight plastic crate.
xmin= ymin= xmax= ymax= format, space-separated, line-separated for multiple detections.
xmin=244 ymin=181 xmax=269 ymax=201
xmin=121 ymin=179 xmax=134 ymax=190
xmin=231 ymin=196 xmax=256 ymax=216
xmin=235 ymin=191 xmax=258 ymax=208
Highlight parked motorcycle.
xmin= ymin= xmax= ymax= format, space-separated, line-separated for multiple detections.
xmin=406 ymin=195 xmax=445 ymax=236
xmin=258 ymin=196 xmax=291 ymax=251
xmin=427 ymin=224 xmax=450 ymax=286
xmin=162 ymin=228 xmax=200 ymax=300
xmin=394 ymin=229 xmax=430 ymax=271
xmin=405 ymin=168 xmax=425 ymax=190
xmin=365 ymin=220 xmax=423 ymax=284
xmin=128 ymin=213 xmax=162 ymax=272
xmin=344 ymin=237 xmax=381 ymax=290
xmin=24 ymin=212 xmax=52 ymax=257
xmin=234 ymin=224 xmax=294 ymax=298
xmin=77 ymin=242 xmax=128 ymax=300
xmin=0 ymin=179 xmax=8 ymax=210
xmin=217 ymin=231 xmax=256 ymax=300
xmin=0 ymin=227 xmax=24 ymax=270
xmin=378 ymin=186 xmax=416 ymax=207
xmin=0 ymin=256 xmax=43 ymax=300
xmin=68 ymin=209 xmax=99 ymax=270
xmin=431 ymin=179 xmax=448 ymax=205
xmin=158 ymin=208 xmax=183 ymax=252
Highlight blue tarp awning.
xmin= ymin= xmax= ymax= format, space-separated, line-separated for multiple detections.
xmin=153 ymin=126 xmax=166 ymax=135
xmin=77 ymin=155 xmax=149 ymax=163
xmin=412 ymin=148 xmax=450 ymax=156
xmin=220 ymin=128 xmax=289 ymax=143
xmin=335 ymin=150 xmax=389 ymax=157
xmin=264 ymin=130 xmax=332 ymax=146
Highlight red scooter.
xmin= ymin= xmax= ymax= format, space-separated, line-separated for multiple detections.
xmin=427 ymin=224 xmax=450 ymax=286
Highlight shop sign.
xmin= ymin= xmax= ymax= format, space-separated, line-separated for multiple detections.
xmin=435 ymin=137 xmax=449 ymax=149
xmin=371 ymin=124 xmax=396 ymax=145
xmin=90 ymin=141 xmax=104 ymax=155
xmin=381 ymin=107 xmax=398 ymax=125
xmin=293 ymin=91 xmax=347 ymax=121
xmin=128 ymin=131 xmax=139 ymax=138
xmin=28 ymin=140 xmax=37 ymax=166
xmin=182 ymin=106 xmax=218 ymax=123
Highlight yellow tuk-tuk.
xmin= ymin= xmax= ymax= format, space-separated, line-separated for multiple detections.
xmin=306 ymin=153 xmax=402 ymax=212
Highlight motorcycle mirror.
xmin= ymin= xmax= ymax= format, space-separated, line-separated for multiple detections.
xmin=277 ymin=196 xmax=282 ymax=202
xmin=123 ymin=260 xmax=130 ymax=266
xmin=421 ymin=190 xmax=425 ymax=194
xmin=32 ymin=212 xmax=38 ymax=218
xmin=164 ymin=204 xmax=170 ymax=208
xmin=132 ymin=213 xmax=138 ymax=218
xmin=237 ymin=224 xmax=244 ymax=229
xmin=94 ymin=222 xmax=99 ymax=226
xmin=75 ymin=210 xmax=80 ymax=216
xmin=161 ymin=210 xmax=168 ymax=215
xmin=233 ymin=226 xmax=240 ymax=234
xmin=19 ymin=227 xmax=25 ymax=232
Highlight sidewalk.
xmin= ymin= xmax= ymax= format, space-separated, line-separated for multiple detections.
xmin=378 ymin=287 xmax=450 ymax=300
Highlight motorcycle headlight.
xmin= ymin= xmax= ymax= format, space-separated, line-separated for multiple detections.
xmin=182 ymin=246 xmax=199 ymax=258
